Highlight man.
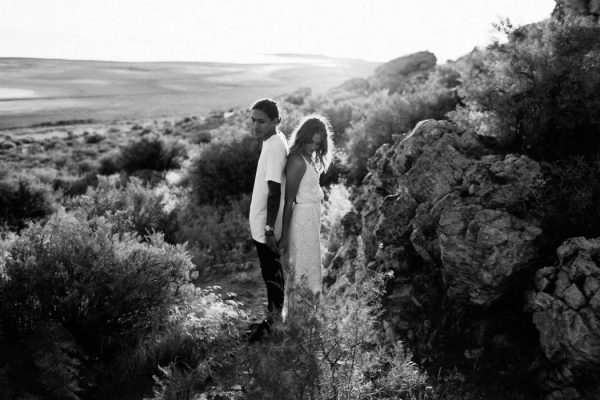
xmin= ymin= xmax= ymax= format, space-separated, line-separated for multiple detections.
xmin=248 ymin=98 xmax=288 ymax=340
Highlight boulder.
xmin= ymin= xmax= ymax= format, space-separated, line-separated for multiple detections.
xmin=526 ymin=237 xmax=600 ymax=399
xmin=438 ymin=206 xmax=542 ymax=306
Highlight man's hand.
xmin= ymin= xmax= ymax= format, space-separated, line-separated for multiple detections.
xmin=266 ymin=235 xmax=280 ymax=255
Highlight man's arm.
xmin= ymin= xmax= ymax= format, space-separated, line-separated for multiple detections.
xmin=265 ymin=180 xmax=281 ymax=253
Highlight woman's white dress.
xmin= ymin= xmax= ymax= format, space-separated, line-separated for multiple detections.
xmin=283 ymin=157 xmax=324 ymax=318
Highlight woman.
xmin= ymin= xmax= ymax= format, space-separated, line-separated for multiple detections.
xmin=278 ymin=115 xmax=334 ymax=318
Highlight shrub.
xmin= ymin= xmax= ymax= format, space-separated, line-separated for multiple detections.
xmin=99 ymin=134 xmax=187 ymax=175
xmin=0 ymin=176 xmax=56 ymax=231
xmin=53 ymin=172 xmax=99 ymax=197
xmin=103 ymin=286 xmax=246 ymax=400
xmin=174 ymin=195 xmax=253 ymax=269
xmin=536 ymin=157 xmax=600 ymax=251
xmin=188 ymin=133 xmax=261 ymax=205
xmin=245 ymin=239 xmax=427 ymax=399
xmin=450 ymin=16 xmax=600 ymax=161
xmin=0 ymin=211 xmax=194 ymax=357
xmin=345 ymin=81 xmax=459 ymax=184
xmin=66 ymin=176 xmax=179 ymax=241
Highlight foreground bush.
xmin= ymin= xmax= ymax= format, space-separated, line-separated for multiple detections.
xmin=0 ymin=211 xmax=194 ymax=356
xmin=0 ymin=175 xmax=56 ymax=231
xmin=105 ymin=286 xmax=247 ymax=400
xmin=245 ymin=240 xmax=427 ymax=400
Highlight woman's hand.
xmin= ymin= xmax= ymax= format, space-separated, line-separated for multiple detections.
xmin=266 ymin=235 xmax=280 ymax=255
xmin=277 ymin=236 xmax=289 ymax=255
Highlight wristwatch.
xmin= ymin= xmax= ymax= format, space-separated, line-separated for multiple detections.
xmin=265 ymin=225 xmax=274 ymax=236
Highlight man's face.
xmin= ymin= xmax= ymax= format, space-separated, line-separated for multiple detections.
xmin=251 ymin=109 xmax=277 ymax=141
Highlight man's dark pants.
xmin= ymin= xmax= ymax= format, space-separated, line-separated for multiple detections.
xmin=254 ymin=240 xmax=284 ymax=315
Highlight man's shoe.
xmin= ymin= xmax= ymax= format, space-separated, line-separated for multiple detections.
xmin=246 ymin=318 xmax=270 ymax=343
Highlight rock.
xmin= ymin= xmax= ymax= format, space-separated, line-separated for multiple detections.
xmin=375 ymin=190 xmax=418 ymax=245
xmin=375 ymin=51 xmax=437 ymax=78
xmin=438 ymin=206 xmax=542 ymax=306
xmin=535 ymin=267 xmax=557 ymax=292
xmin=330 ymin=118 xmax=552 ymax=393
xmin=337 ymin=77 xmax=370 ymax=93
xmin=527 ymin=236 xmax=600 ymax=399
xmin=370 ymin=51 xmax=437 ymax=93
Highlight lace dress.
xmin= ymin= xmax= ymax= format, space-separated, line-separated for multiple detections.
xmin=283 ymin=157 xmax=324 ymax=319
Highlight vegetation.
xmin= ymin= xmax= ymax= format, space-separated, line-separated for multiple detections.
xmin=1 ymin=7 xmax=599 ymax=400
xmin=0 ymin=174 xmax=56 ymax=231
xmin=100 ymin=133 xmax=187 ymax=176
xmin=451 ymin=16 xmax=600 ymax=161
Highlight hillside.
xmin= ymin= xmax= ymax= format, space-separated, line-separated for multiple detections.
xmin=0 ymin=55 xmax=377 ymax=129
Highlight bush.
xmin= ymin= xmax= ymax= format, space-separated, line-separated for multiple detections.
xmin=53 ymin=172 xmax=99 ymax=197
xmin=345 ymin=81 xmax=459 ymax=184
xmin=188 ymin=133 xmax=261 ymax=205
xmin=100 ymin=134 xmax=187 ymax=175
xmin=536 ymin=157 xmax=600 ymax=251
xmin=66 ymin=176 xmax=179 ymax=241
xmin=174 ymin=195 xmax=253 ymax=269
xmin=451 ymin=16 xmax=600 ymax=161
xmin=103 ymin=286 xmax=246 ymax=400
xmin=0 ymin=211 xmax=194 ymax=357
xmin=245 ymin=239 xmax=427 ymax=400
xmin=0 ymin=176 xmax=56 ymax=231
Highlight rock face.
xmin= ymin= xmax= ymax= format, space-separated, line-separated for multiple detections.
xmin=327 ymin=119 xmax=595 ymax=396
xmin=526 ymin=237 xmax=600 ymax=400
xmin=369 ymin=51 xmax=437 ymax=93
xmin=338 ymin=51 xmax=437 ymax=94
xmin=353 ymin=120 xmax=543 ymax=305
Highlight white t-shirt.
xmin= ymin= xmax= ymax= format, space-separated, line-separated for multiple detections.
xmin=249 ymin=131 xmax=288 ymax=243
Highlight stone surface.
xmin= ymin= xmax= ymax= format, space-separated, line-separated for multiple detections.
xmin=527 ymin=236 xmax=600 ymax=399
xmin=438 ymin=206 xmax=542 ymax=306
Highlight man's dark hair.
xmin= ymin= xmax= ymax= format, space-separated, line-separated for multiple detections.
xmin=251 ymin=98 xmax=279 ymax=120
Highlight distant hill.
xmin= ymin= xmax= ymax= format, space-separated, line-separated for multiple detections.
xmin=0 ymin=55 xmax=378 ymax=129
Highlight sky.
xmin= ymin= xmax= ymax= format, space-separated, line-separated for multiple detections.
xmin=0 ymin=0 xmax=556 ymax=64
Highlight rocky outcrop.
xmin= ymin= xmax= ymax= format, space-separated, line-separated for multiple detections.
xmin=327 ymin=119 xmax=552 ymax=393
xmin=326 ymin=117 xmax=600 ymax=397
xmin=526 ymin=237 xmax=600 ymax=400
xmin=369 ymin=51 xmax=437 ymax=94
xmin=338 ymin=51 xmax=437 ymax=94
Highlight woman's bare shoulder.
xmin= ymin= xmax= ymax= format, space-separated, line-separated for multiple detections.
xmin=287 ymin=152 xmax=305 ymax=166
xmin=286 ymin=152 xmax=306 ymax=173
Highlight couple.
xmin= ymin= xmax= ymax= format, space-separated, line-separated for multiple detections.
xmin=248 ymin=98 xmax=333 ymax=336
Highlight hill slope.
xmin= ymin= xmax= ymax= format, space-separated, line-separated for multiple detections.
xmin=0 ymin=55 xmax=377 ymax=129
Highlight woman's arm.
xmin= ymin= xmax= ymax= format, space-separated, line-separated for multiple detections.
xmin=278 ymin=153 xmax=306 ymax=253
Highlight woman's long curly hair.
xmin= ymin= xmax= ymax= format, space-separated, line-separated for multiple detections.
xmin=288 ymin=114 xmax=334 ymax=172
